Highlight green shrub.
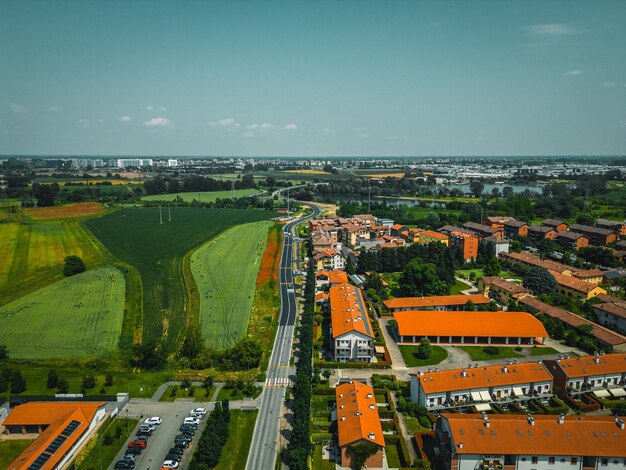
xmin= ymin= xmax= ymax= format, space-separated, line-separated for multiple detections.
xmin=483 ymin=346 xmax=500 ymax=355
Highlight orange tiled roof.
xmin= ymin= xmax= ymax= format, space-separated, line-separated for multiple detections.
xmin=442 ymin=413 xmax=626 ymax=457
xmin=336 ymin=381 xmax=385 ymax=448
xmin=6 ymin=402 xmax=106 ymax=470
xmin=551 ymin=353 xmax=626 ymax=379
xmin=413 ymin=362 xmax=552 ymax=394
xmin=394 ymin=311 xmax=548 ymax=339
xmin=421 ymin=230 xmax=448 ymax=240
xmin=316 ymin=270 xmax=349 ymax=285
xmin=384 ymin=294 xmax=489 ymax=310
xmin=330 ymin=283 xmax=375 ymax=339
xmin=481 ymin=276 xmax=529 ymax=295
xmin=552 ymin=272 xmax=605 ymax=294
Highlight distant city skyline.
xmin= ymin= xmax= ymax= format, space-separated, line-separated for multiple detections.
xmin=1 ymin=0 xmax=625 ymax=157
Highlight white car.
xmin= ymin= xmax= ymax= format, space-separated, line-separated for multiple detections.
xmin=183 ymin=416 xmax=200 ymax=425
xmin=190 ymin=407 xmax=207 ymax=417
xmin=162 ymin=460 xmax=179 ymax=469
xmin=144 ymin=416 xmax=162 ymax=426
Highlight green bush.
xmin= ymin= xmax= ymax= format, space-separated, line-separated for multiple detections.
xmin=483 ymin=346 xmax=500 ymax=355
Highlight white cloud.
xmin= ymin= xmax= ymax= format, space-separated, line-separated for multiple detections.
xmin=243 ymin=131 xmax=255 ymax=138
xmin=564 ymin=70 xmax=582 ymax=76
xmin=144 ymin=117 xmax=172 ymax=127
xmin=357 ymin=133 xmax=368 ymax=139
xmin=10 ymin=103 xmax=28 ymax=114
xmin=283 ymin=123 xmax=298 ymax=130
xmin=78 ymin=119 xmax=90 ymax=128
xmin=209 ymin=117 xmax=240 ymax=128
xmin=146 ymin=105 xmax=154 ymax=111
xmin=45 ymin=106 xmax=63 ymax=112
xmin=119 ymin=115 xmax=132 ymax=122
xmin=246 ymin=123 xmax=259 ymax=130
xmin=601 ymin=81 xmax=616 ymax=88
xmin=158 ymin=106 xmax=167 ymax=111
xmin=259 ymin=123 xmax=274 ymax=130
xmin=527 ymin=23 xmax=578 ymax=36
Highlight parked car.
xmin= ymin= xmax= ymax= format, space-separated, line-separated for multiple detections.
xmin=183 ymin=417 xmax=200 ymax=425
xmin=125 ymin=448 xmax=142 ymax=457
xmin=179 ymin=424 xmax=196 ymax=433
xmin=165 ymin=453 xmax=182 ymax=462
xmin=144 ymin=416 xmax=162 ymax=425
xmin=174 ymin=440 xmax=189 ymax=449
xmin=190 ymin=407 xmax=207 ymax=417
xmin=128 ymin=439 xmax=147 ymax=449
xmin=115 ymin=459 xmax=136 ymax=469
xmin=138 ymin=424 xmax=155 ymax=434
xmin=162 ymin=460 xmax=179 ymax=468
xmin=168 ymin=447 xmax=184 ymax=456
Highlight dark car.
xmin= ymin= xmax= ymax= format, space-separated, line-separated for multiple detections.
xmin=125 ymin=448 xmax=142 ymax=456
xmin=166 ymin=453 xmax=182 ymax=462
xmin=180 ymin=422 xmax=197 ymax=430
xmin=168 ymin=447 xmax=184 ymax=456
xmin=114 ymin=459 xmax=136 ymax=469
xmin=174 ymin=439 xmax=189 ymax=449
xmin=135 ymin=433 xmax=150 ymax=441
xmin=179 ymin=425 xmax=195 ymax=434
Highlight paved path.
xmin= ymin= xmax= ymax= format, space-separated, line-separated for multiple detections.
xmin=391 ymin=391 xmax=417 ymax=464
xmin=455 ymin=276 xmax=477 ymax=294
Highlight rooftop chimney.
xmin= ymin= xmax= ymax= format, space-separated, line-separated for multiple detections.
xmin=368 ymin=432 xmax=375 ymax=440
xmin=369 ymin=404 xmax=375 ymax=410
xmin=502 ymin=366 xmax=508 ymax=373
xmin=366 ymin=393 xmax=372 ymax=398
xmin=461 ymin=370 xmax=467 ymax=377
xmin=558 ymin=414 xmax=565 ymax=425
xmin=528 ymin=415 xmax=535 ymax=426
xmin=459 ymin=441 xmax=463 ymax=449
xmin=341 ymin=416 xmax=345 ymax=421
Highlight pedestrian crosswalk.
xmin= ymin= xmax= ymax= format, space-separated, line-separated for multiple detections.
xmin=264 ymin=377 xmax=294 ymax=388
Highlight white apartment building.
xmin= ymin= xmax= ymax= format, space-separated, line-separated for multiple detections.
xmin=330 ymin=283 xmax=374 ymax=363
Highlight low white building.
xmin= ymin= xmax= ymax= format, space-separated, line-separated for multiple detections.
xmin=435 ymin=413 xmax=626 ymax=470
xmin=330 ymin=283 xmax=375 ymax=363
xmin=410 ymin=362 xmax=553 ymax=411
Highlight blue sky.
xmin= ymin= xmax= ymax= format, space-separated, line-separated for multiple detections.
xmin=1 ymin=0 xmax=625 ymax=157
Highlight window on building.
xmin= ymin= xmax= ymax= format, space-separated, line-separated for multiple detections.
xmin=549 ymin=457 xmax=555 ymax=465
xmin=571 ymin=458 xmax=577 ymax=465
xmin=532 ymin=457 xmax=538 ymax=464
xmin=601 ymin=459 xmax=608 ymax=466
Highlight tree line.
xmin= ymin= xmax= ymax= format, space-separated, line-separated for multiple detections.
xmin=189 ymin=399 xmax=230 ymax=469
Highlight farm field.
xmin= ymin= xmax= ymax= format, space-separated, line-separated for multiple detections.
xmin=0 ymin=220 xmax=104 ymax=305
xmin=25 ymin=202 xmax=105 ymax=220
xmin=85 ymin=207 xmax=276 ymax=351
xmin=142 ymin=188 xmax=263 ymax=202
xmin=0 ymin=267 xmax=125 ymax=359
xmin=284 ymin=169 xmax=330 ymax=175
xmin=191 ymin=221 xmax=273 ymax=348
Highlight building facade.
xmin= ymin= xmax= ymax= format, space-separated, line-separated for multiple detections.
xmin=330 ymin=283 xmax=375 ymax=362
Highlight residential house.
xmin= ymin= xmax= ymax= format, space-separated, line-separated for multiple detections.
xmin=556 ymin=231 xmax=589 ymax=250
xmin=504 ymin=220 xmax=529 ymax=239
xmin=335 ymin=381 xmax=386 ymax=469
xmin=383 ymin=294 xmax=491 ymax=313
xmin=330 ymin=283 xmax=375 ymax=362
xmin=419 ymin=230 xmax=449 ymax=246
xmin=528 ymin=225 xmax=558 ymax=240
xmin=596 ymin=219 xmax=626 ymax=237
xmin=313 ymin=248 xmax=345 ymax=271
xmin=544 ymin=353 xmax=626 ymax=399
xmin=499 ymin=251 xmax=603 ymax=284
xmin=393 ymin=310 xmax=548 ymax=346
xmin=483 ymin=216 xmax=516 ymax=230
xmin=316 ymin=270 xmax=349 ymax=287
xmin=483 ymin=235 xmax=510 ymax=256
xmin=551 ymin=272 xmax=606 ymax=300
xmin=410 ymin=362 xmax=553 ymax=411
xmin=478 ymin=277 xmax=530 ymax=304
xmin=462 ymin=222 xmax=503 ymax=239
xmin=593 ymin=299 xmax=626 ymax=336
xmin=569 ymin=224 xmax=618 ymax=246
xmin=434 ymin=413 xmax=626 ymax=470
xmin=449 ymin=231 xmax=479 ymax=261
xmin=542 ymin=219 xmax=569 ymax=232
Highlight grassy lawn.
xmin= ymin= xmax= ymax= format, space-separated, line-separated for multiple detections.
xmin=499 ymin=270 xmax=522 ymax=280
xmin=458 ymin=346 xmax=523 ymax=361
xmin=404 ymin=415 xmax=430 ymax=434
xmin=456 ymin=269 xmax=484 ymax=279
xmin=0 ymin=267 xmax=125 ymax=359
xmin=75 ymin=418 xmax=139 ymax=470
xmin=159 ymin=385 xmax=215 ymax=402
xmin=385 ymin=441 xmax=403 ymax=468
xmin=399 ymin=345 xmax=448 ymax=367
xmin=142 ymin=189 xmax=263 ymax=202
xmin=191 ymin=221 xmax=273 ymax=348
xmin=216 ymin=385 xmax=263 ymax=401
xmin=311 ymin=444 xmax=335 ymax=470
xmin=0 ymin=439 xmax=35 ymax=469
xmin=214 ymin=410 xmax=258 ymax=470
xmin=86 ymin=207 xmax=276 ymax=352
xmin=530 ymin=346 xmax=559 ymax=356
xmin=449 ymin=279 xmax=471 ymax=295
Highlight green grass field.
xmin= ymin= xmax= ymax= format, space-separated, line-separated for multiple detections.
xmin=191 ymin=221 xmax=273 ymax=348
xmin=0 ymin=267 xmax=125 ymax=359
xmin=0 ymin=221 xmax=104 ymax=306
xmin=85 ymin=208 xmax=275 ymax=351
xmin=399 ymin=345 xmax=448 ymax=367
xmin=142 ymin=189 xmax=263 ymax=202
xmin=216 ymin=385 xmax=262 ymax=401
xmin=449 ymin=279 xmax=471 ymax=294
xmin=0 ymin=440 xmax=35 ymax=469
xmin=214 ymin=410 xmax=259 ymax=470
xmin=75 ymin=418 xmax=140 ymax=470
xmin=159 ymin=385 xmax=215 ymax=402
xmin=458 ymin=345 xmax=523 ymax=361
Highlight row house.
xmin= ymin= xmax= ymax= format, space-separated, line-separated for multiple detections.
xmin=542 ymin=218 xmax=569 ymax=232
xmin=478 ymin=276 xmax=530 ymax=305
xmin=316 ymin=270 xmax=348 ymax=288
xmin=463 ymin=222 xmax=503 ymax=239
xmin=483 ymin=216 xmax=517 ymax=230
xmin=383 ymin=294 xmax=491 ymax=313
xmin=503 ymin=220 xmax=529 ymax=239
xmin=419 ymin=230 xmax=449 ymax=246
xmin=551 ymin=272 xmax=606 ymax=300
xmin=593 ymin=298 xmax=626 ymax=336
xmin=434 ymin=413 xmax=626 ymax=470
xmin=519 ymin=297 xmax=626 ymax=353
xmin=569 ymin=223 xmax=618 ymax=246
xmin=528 ymin=225 xmax=558 ymax=240
xmin=556 ymin=231 xmax=590 ymax=251
xmin=393 ymin=310 xmax=548 ymax=346
xmin=597 ymin=219 xmax=626 ymax=237
xmin=500 ymin=251 xmax=604 ymax=284
xmin=410 ymin=361 xmax=553 ymax=411
xmin=330 ymin=283 xmax=375 ymax=363
xmin=313 ymin=247 xmax=345 ymax=271
xmin=483 ymin=235 xmax=510 ymax=256
xmin=544 ymin=353 xmax=626 ymax=399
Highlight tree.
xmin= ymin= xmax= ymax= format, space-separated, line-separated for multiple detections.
xmin=483 ymin=258 xmax=501 ymax=277
xmin=464 ymin=300 xmax=476 ymax=311
xmin=522 ymin=266 xmax=557 ymax=295
xmin=417 ymin=337 xmax=432 ymax=359
xmin=82 ymin=375 xmax=96 ymax=389
xmin=104 ymin=373 xmax=114 ymax=386
xmin=32 ymin=183 xmax=59 ymax=206
xmin=10 ymin=370 xmax=27 ymax=394
xmin=47 ymin=370 xmax=59 ymax=389
xmin=0 ymin=345 xmax=7 ymax=360
xmin=63 ymin=255 xmax=86 ymax=277
xmin=57 ymin=378 xmax=70 ymax=393
xmin=502 ymin=186 xmax=514 ymax=198
xmin=203 ymin=375 xmax=214 ymax=390
xmin=130 ymin=341 xmax=165 ymax=370
xmin=469 ymin=181 xmax=484 ymax=198
xmin=400 ymin=259 xmax=450 ymax=296
xmin=181 ymin=326 xmax=205 ymax=359
xmin=346 ymin=442 xmax=380 ymax=470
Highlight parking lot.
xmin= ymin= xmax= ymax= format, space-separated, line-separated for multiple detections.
xmin=110 ymin=401 xmax=210 ymax=470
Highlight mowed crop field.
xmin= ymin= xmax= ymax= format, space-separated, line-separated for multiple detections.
xmin=191 ymin=221 xmax=273 ymax=348
xmin=0 ymin=267 xmax=125 ymax=359
xmin=142 ymin=188 xmax=262 ymax=202
xmin=85 ymin=207 xmax=276 ymax=351
xmin=0 ymin=221 xmax=104 ymax=305
xmin=25 ymin=202 xmax=105 ymax=221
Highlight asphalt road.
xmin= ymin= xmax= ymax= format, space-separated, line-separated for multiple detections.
xmin=245 ymin=203 xmax=321 ymax=470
